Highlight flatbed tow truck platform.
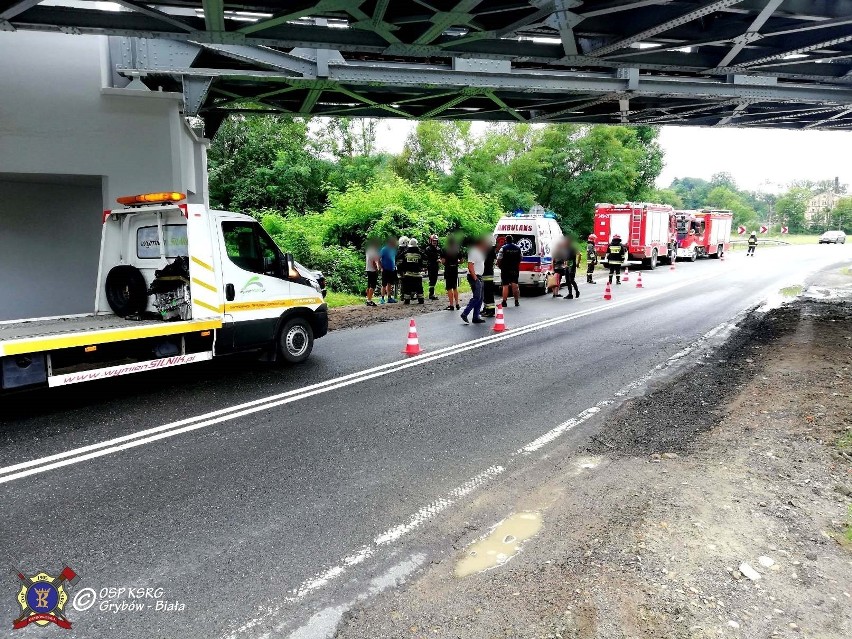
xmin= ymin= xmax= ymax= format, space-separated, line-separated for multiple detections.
xmin=0 ymin=315 xmax=221 ymax=357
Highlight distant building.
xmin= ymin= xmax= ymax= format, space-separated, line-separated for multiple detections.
xmin=806 ymin=191 xmax=843 ymax=221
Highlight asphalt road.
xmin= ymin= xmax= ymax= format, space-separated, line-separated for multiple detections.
xmin=1 ymin=244 xmax=849 ymax=639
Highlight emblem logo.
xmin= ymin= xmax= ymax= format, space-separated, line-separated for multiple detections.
xmin=13 ymin=567 xmax=79 ymax=630
xmin=240 ymin=275 xmax=266 ymax=294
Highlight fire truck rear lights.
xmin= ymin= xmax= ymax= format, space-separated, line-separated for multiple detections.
xmin=116 ymin=192 xmax=186 ymax=206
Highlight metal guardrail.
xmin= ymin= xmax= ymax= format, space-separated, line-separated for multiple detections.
xmin=730 ymin=239 xmax=791 ymax=246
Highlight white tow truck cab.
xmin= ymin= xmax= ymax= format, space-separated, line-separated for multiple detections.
xmin=0 ymin=192 xmax=327 ymax=393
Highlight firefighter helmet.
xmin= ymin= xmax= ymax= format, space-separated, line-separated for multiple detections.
xmin=587 ymin=234 xmax=596 ymax=241
xmin=613 ymin=234 xmax=621 ymax=240
xmin=408 ymin=238 xmax=419 ymax=248
xmin=399 ymin=235 xmax=409 ymax=246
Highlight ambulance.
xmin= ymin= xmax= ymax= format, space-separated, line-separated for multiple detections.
xmin=0 ymin=192 xmax=328 ymax=393
xmin=493 ymin=206 xmax=564 ymax=291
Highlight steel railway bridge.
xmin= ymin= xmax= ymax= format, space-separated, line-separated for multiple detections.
xmin=2 ymin=1 xmax=851 ymax=134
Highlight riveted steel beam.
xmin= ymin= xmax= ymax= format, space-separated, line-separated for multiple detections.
xmin=202 ymin=0 xmax=224 ymax=32
xmin=587 ymin=0 xmax=745 ymax=58
xmin=0 ymin=0 xmax=41 ymax=21
xmin=183 ymin=75 xmax=213 ymax=116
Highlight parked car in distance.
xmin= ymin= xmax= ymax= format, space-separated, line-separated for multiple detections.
xmin=818 ymin=231 xmax=847 ymax=244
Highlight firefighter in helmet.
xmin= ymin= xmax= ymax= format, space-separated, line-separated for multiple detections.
xmin=481 ymin=235 xmax=497 ymax=317
xmin=400 ymin=238 xmax=425 ymax=304
xmin=586 ymin=234 xmax=598 ymax=284
xmin=606 ymin=234 xmax=626 ymax=285
xmin=424 ymin=234 xmax=442 ymax=300
xmin=747 ymin=231 xmax=758 ymax=257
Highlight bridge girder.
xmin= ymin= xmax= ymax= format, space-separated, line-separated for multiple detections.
xmin=1 ymin=0 xmax=850 ymax=133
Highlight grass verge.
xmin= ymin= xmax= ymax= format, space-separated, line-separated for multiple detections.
xmin=326 ymin=277 xmax=472 ymax=309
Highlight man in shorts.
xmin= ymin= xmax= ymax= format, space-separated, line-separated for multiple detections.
xmin=379 ymin=237 xmax=398 ymax=304
xmin=365 ymin=238 xmax=381 ymax=307
xmin=497 ymin=235 xmax=522 ymax=307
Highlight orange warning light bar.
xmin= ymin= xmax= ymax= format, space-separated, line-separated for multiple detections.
xmin=116 ymin=192 xmax=186 ymax=206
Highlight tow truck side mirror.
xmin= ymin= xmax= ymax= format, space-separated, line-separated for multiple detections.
xmin=284 ymin=253 xmax=299 ymax=280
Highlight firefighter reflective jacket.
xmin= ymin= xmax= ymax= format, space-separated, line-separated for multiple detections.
xmin=401 ymin=248 xmax=424 ymax=277
xmin=424 ymin=244 xmax=441 ymax=268
xmin=483 ymin=246 xmax=496 ymax=278
xmin=748 ymin=235 xmax=758 ymax=246
xmin=586 ymin=241 xmax=598 ymax=265
xmin=607 ymin=241 xmax=626 ymax=264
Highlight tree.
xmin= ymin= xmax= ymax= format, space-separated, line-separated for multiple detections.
xmin=207 ymin=115 xmax=333 ymax=213
xmin=775 ymin=187 xmax=811 ymax=233
xmin=392 ymin=121 xmax=472 ymax=183
xmin=645 ymin=188 xmax=684 ymax=208
xmin=829 ymin=197 xmax=852 ymax=232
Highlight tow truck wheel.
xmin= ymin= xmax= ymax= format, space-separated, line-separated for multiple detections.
xmin=278 ymin=317 xmax=314 ymax=364
xmin=105 ymin=265 xmax=148 ymax=317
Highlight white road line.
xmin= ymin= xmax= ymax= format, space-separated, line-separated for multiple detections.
xmin=0 ymin=272 xmax=718 ymax=485
xmin=226 ymin=465 xmax=505 ymax=639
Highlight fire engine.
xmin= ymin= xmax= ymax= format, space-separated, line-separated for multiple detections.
xmin=593 ymin=203 xmax=677 ymax=269
xmin=675 ymin=209 xmax=734 ymax=261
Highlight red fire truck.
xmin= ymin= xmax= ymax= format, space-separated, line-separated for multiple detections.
xmin=674 ymin=209 xmax=733 ymax=261
xmin=593 ymin=203 xmax=677 ymax=269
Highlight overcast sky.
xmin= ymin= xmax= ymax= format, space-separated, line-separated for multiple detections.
xmin=373 ymin=120 xmax=851 ymax=194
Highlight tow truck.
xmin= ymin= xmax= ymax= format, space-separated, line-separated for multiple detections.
xmin=0 ymin=192 xmax=328 ymax=393
xmin=594 ymin=203 xmax=677 ymax=269
xmin=675 ymin=209 xmax=734 ymax=261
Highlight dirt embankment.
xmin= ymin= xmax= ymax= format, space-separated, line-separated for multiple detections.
xmin=335 ymin=299 xmax=852 ymax=639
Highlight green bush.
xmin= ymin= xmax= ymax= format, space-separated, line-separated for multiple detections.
xmin=260 ymin=174 xmax=502 ymax=295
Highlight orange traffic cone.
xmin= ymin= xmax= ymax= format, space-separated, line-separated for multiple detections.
xmin=493 ymin=303 xmax=507 ymax=333
xmin=604 ymin=282 xmax=612 ymax=300
xmin=636 ymin=272 xmax=644 ymax=289
xmin=622 ymin=267 xmax=629 ymax=282
xmin=402 ymin=318 xmax=423 ymax=355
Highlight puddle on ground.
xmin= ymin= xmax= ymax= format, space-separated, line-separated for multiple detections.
xmin=780 ymin=284 xmax=803 ymax=298
xmin=455 ymin=512 xmax=542 ymax=578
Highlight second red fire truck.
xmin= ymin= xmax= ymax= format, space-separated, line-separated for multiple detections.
xmin=593 ymin=203 xmax=678 ymax=269
xmin=674 ymin=209 xmax=734 ymax=261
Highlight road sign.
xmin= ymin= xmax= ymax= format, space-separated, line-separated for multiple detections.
xmin=737 ymin=225 xmax=746 ymax=235
xmin=780 ymin=226 xmax=789 ymax=234
xmin=759 ymin=225 xmax=768 ymax=234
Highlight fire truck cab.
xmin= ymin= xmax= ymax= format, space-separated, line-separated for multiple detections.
xmin=675 ymin=209 xmax=733 ymax=261
xmin=593 ymin=203 xmax=677 ymax=269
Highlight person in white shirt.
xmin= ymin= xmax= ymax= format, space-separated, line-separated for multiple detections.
xmin=364 ymin=239 xmax=381 ymax=307
xmin=460 ymin=236 xmax=488 ymax=324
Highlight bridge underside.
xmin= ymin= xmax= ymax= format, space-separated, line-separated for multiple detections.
xmin=2 ymin=1 xmax=851 ymax=133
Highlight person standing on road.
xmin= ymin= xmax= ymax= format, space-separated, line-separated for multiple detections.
xmin=394 ymin=235 xmax=410 ymax=301
xmin=550 ymin=239 xmax=566 ymax=298
xmin=424 ymin=234 xmax=442 ymax=300
xmin=364 ymin=238 xmax=381 ymax=307
xmin=442 ymin=237 xmax=461 ymax=311
xmin=606 ymin=234 xmax=626 ymax=285
xmin=564 ymin=237 xmax=580 ymax=299
xmin=747 ymin=231 xmax=758 ymax=256
xmin=481 ymin=236 xmax=497 ymax=317
xmin=586 ymin=234 xmax=598 ymax=284
xmin=498 ymin=235 xmax=522 ymax=307
xmin=460 ymin=236 xmax=487 ymax=324
xmin=379 ymin=237 xmax=398 ymax=304
xmin=400 ymin=238 xmax=425 ymax=305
